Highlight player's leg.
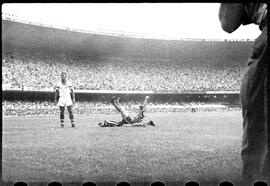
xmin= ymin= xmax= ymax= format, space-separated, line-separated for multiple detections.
xmin=57 ymin=96 xmax=66 ymax=127
xmin=110 ymin=96 xmax=129 ymax=119
xmin=129 ymin=120 xmax=155 ymax=127
xmin=110 ymin=96 xmax=122 ymax=112
xmin=99 ymin=120 xmax=124 ymax=127
xmin=67 ymin=105 xmax=75 ymax=128
xmin=98 ymin=115 xmax=131 ymax=127
xmin=59 ymin=106 xmax=65 ymax=127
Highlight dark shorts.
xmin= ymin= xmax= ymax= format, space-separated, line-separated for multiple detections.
xmin=118 ymin=116 xmax=132 ymax=126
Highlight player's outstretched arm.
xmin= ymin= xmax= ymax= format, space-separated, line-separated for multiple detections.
xmin=71 ymin=89 xmax=75 ymax=105
xmin=68 ymin=82 xmax=75 ymax=105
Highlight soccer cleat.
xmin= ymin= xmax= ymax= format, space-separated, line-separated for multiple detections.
xmin=148 ymin=120 xmax=155 ymax=127
xmin=60 ymin=124 xmax=64 ymax=128
xmin=116 ymin=97 xmax=121 ymax=103
xmin=110 ymin=96 xmax=116 ymax=104
xmin=71 ymin=123 xmax=75 ymax=128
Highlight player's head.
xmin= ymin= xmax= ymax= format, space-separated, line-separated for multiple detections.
xmin=61 ymin=72 xmax=67 ymax=81
xmin=139 ymin=105 xmax=144 ymax=111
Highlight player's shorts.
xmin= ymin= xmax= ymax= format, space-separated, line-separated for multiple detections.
xmin=58 ymin=96 xmax=73 ymax=107
xmin=118 ymin=116 xmax=132 ymax=126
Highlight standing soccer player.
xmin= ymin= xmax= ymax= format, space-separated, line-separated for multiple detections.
xmin=54 ymin=72 xmax=76 ymax=128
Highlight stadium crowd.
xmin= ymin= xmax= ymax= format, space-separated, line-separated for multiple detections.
xmin=2 ymin=100 xmax=241 ymax=116
xmin=2 ymin=55 xmax=245 ymax=92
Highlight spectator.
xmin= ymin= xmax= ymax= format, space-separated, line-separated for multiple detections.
xmin=2 ymin=54 xmax=246 ymax=92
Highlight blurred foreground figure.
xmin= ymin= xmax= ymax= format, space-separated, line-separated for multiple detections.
xmin=219 ymin=3 xmax=268 ymax=182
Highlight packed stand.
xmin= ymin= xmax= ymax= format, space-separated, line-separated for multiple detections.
xmin=2 ymin=55 xmax=245 ymax=92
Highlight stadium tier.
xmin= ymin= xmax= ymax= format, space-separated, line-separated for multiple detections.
xmin=2 ymin=19 xmax=253 ymax=92
xmin=3 ymin=55 xmax=245 ymax=92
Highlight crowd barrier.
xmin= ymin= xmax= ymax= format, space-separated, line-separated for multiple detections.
xmin=2 ymin=90 xmax=240 ymax=105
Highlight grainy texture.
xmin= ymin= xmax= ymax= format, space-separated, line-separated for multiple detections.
xmin=2 ymin=112 xmax=242 ymax=183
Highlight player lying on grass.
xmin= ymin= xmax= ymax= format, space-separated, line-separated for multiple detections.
xmin=98 ymin=96 xmax=155 ymax=127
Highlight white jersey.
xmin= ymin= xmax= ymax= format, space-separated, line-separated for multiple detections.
xmin=55 ymin=80 xmax=74 ymax=107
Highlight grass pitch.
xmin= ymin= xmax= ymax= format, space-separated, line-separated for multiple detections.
xmin=2 ymin=111 xmax=243 ymax=183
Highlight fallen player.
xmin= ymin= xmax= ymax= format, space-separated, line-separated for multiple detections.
xmin=98 ymin=96 xmax=155 ymax=127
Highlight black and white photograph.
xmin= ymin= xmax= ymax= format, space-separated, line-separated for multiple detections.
xmin=2 ymin=3 xmax=268 ymax=186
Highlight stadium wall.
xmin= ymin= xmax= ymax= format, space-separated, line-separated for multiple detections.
xmin=2 ymin=90 xmax=240 ymax=105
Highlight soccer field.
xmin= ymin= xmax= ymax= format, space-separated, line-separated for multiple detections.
xmin=2 ymin=111 xmax=243 ymax=184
